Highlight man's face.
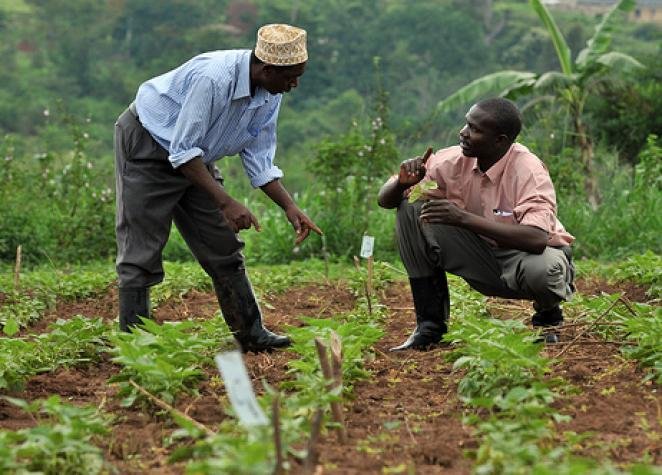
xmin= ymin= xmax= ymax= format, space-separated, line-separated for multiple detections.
xmin=458 ymin=105 xmax=500 ymax=159
xmin=263 ymin=62 xmax=306 ymax=94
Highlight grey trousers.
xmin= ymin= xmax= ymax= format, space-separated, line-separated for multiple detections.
xmin=396 ymin=201 xmax=574 ymax=311
xmin=114 ymin=107 xmax=245 ymax=288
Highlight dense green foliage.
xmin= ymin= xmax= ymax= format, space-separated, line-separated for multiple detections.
xmin=0 ymin=0 xmax=659 ymax=266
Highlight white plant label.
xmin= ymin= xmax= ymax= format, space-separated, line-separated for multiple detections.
xmin=360 ymin=235 xmax=375 ymax=258
xmin=215 ymin=351 xmax=268 ymax=427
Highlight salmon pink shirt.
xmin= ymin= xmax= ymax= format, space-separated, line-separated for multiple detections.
xmin=421 ymin=143 xmax=574 ymax=247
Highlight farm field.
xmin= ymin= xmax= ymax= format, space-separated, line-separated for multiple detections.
xmin=0 ymin=256 xmax=660 ymax=474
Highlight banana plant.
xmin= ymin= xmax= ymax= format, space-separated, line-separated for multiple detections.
xmin=437 ymin=0 xmax=643 ymax=208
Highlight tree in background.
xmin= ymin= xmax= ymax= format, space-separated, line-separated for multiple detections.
xmin=436 ymin=0 xmax=643 ymax=208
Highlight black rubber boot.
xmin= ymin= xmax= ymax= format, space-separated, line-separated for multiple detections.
xmin=532 ymin=305 xmax=563 ymax=344
xmin=213 ymin=272 xmax=290 ymax=352
xmin=119 ymin=287 xmax=151 ymax=332
xmin=390 ymin=274 xmax=449 ymax=352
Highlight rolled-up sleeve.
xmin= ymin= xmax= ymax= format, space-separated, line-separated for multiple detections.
xmin=168 ymin=76 xmax=226 ymax=168
xmin=240 ymin=102 xmax=283 ymax=187
xmin=513 ymin=169 xmax=557 ymax=233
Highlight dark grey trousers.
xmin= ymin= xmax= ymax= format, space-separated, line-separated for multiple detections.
xmin=396 ymin=200 xmax=574 ymax=311
xmin=114 ymin=107 xmax=245 ymax=288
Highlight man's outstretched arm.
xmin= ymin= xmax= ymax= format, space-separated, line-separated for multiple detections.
xmin=260 ymin=179 xmax=322 ymax=245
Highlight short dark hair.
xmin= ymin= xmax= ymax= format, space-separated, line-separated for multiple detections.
xmin=475 ymin=97 xmax=522 ymax=142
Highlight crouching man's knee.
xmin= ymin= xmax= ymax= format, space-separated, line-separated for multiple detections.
xmin=520 ymin=247 xmax=573 ymax=307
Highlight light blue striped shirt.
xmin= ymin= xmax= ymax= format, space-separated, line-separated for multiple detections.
xmin=135 ymin=49 xmax=283 ymax=187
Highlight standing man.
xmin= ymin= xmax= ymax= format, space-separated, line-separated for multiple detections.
xmin=378 ymin=98 xmax=574 ymax=351
xmin=114 ymin=24 xmax=321 ymax=351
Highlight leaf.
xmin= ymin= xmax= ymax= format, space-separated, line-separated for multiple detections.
xmin=407 ymin=181 xmax=438 ymax=203
xmin=3 ymin=318 xmax=19 ymax=337
xmin=576 ymin=0 xmax=636 ymax=68
xmin=533 ymin=71 xmax=575 ymax=91
xmin=436 ymin=71 xmax=536 ymax=115
xmin=529 ymin=0 xmax=573 ymax=75
xmin=595 ymin=52 xmax=644 ymax=72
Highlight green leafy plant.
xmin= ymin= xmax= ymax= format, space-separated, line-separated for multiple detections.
xmin=0 ymin=317 xmax=108 ymax=391
xmin=108 ymin=318 xmax=232 ymax=407
xmin=0 ymin=395 xmax=111 ymax=474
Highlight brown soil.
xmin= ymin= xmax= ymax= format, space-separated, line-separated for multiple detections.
xmin=574 ymin=276 xmax=651 ymax=303
xmin=0 ymin=278 xmax=659 ymax=474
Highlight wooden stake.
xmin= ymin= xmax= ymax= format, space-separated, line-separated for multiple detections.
xmin=272 ymin=393 xmax=285 ymax=475
xmin=128 ymin=379 xmax=215 ymax=437
xmin=330 ymin=331 xmax=343 ymax=386
xmin=314 ymin=338 xmax=347 ymax=443
xmin=303 ymin=409 xmax=324 ymax=474
xmin=367 ymin=256 xmax=373 ymax=313
xmin=321 ymin=234 xmax=330 ymax=282
xmin=13 ymin=245 xmax=22 ymax=291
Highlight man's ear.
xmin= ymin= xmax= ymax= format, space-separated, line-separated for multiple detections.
xmin=496 ymin=133 xmax=511 ymax=146
xmin=261 ymin=64 xmax=276 ymax=78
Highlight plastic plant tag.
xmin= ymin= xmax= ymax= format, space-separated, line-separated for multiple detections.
xmin=408 ymin=180 xmax=438 ymax=202
xmin=215 ymin=351 xmax=268 ymax=427
xmin=360 ymin=235 xmax=375 ymax=258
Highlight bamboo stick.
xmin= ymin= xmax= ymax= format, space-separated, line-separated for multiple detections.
xmin=315 ymin=338 xmax=347 ymax=443
xmin=272 ymin=393 xmax=285 ymax=475
xmin=303 ymin=409 xmax=324 ymax=474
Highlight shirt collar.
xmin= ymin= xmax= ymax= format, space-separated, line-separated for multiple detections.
xmin=232 ymin=50 xmax=277 ymax=109
xmin=472 ymin=143 xmax=515 ymax=183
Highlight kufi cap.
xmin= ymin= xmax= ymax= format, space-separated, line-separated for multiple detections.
xmin=255 ymin=24 xmax=308 ymax=66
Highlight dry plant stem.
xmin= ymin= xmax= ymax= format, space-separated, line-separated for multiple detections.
xmin=13 ymin=245 xmax=22 ymax=291
xmin=380 ymin=261 xmax=408 ymax=276
xmin=315 ymin=337 xmax=347 ymax=443
xmin=373 ymin=347 xmax=400 ymax=363
xmin=404 ymin=413 xmax=417 ymax=444
xmin=303 ymin=409 xmax=324 ymax=474
xmin=554 ymin=295 xmax=624 ymax=359
xmin=272 ymin=394 xmax=285 ymax=475
xmin=128 ymin=379 xmax=216 ymax=437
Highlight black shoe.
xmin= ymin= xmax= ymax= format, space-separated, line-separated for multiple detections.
xmin=214 ymin=273 xmax=290 ymax=352
xmin=532 ymin=305 xmax=563 ymax=344
xmin=119 ymin=287 xmax=151 ymax=332
xmin=531 ymin=305 xmax=563 ymax=327
xmin=390 ymin=321 xmax=447 ymax=351
xmin=389 ymin=275 xmax=449 ymax=352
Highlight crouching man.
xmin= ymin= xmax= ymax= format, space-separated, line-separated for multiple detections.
xmin=377 ymin=98 xmax=575 ymax=351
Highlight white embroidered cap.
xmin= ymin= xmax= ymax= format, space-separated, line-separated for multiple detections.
xmin=255 ymin=24 xmax=308 ymax=66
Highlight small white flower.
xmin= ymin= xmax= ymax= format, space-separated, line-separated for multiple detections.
xmin=43 ymin=109 xmax=50 ymax=117
xmin=83 ymin=133 xmax=89 ymax=139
